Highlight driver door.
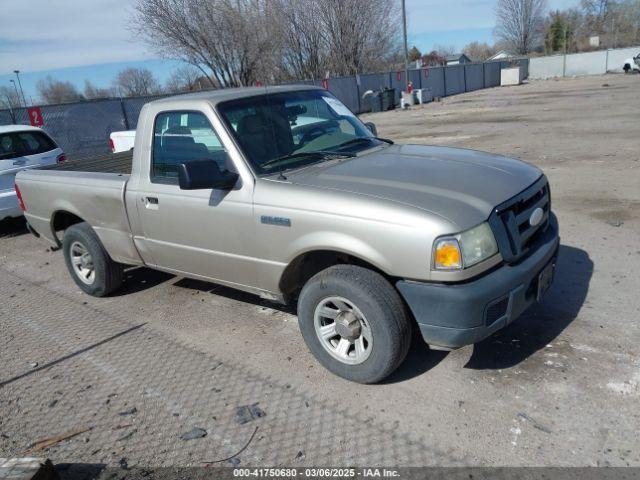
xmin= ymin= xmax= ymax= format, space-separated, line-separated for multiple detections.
xmin=135 ymin=110 xmax=257 ymax=289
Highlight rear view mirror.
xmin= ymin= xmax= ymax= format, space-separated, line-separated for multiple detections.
xmin=178 ymin=160 xmax=239 ymax=190
xmin=286 ymin=105 xmax=307 ymax=119
xmin=364 ymin=122 xmax=377 ymax=136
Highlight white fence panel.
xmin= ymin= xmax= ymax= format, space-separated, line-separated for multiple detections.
xmin=529 ymin=55 xmax=565 ymax=79
xmin=530 ymin=46 xmax=640 ymax=79
xmin=565 ymin=50 xmax=608 ymax=76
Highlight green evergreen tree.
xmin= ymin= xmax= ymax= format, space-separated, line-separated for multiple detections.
xmin=545 ymin=12 xmax=575 ymax=53
xmin=408 ymin=46 xmax=422 ymax=63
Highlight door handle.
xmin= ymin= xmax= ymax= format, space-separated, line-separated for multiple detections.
xmin=13 ymin=160 xmax=26 ymax=166
xmin=142 ymin=196 xmax=159 ymax=210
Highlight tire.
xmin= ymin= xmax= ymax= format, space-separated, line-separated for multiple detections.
xmin=297 ymin=265 xmax=412 ymax=383
xmin=62 ymin=222 xmax=123 ymax=297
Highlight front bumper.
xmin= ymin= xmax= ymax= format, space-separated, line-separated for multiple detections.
xmin=397 ymin=214 xmax=560 ymax=349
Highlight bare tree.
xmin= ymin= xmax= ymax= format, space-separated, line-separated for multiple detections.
xmin=321 ymin=0 xmax=401 ymax=76
xmin=587 ymin=0 xmax=640 ymax=48
xmin=0 ymin=86 xmax=22 ymax=110
xmin=495 ymin=0 xmax=548 ymax=54
xmin=133 ymin=0 xmax=402 ymax=86
xmin=463 ymin=41 xmax=498 ymax=61
xmin=112 ymin=67 xmax=162 ymax=97
xmin=133 ymin=0 xmax=275 ymax=87
xmin=613 ymin=0 xmax=640 ymax=47
xmin=272 ymin=0 xmax=327 ymax=79
xmin=36 ymin=76 xmax=83 ymax=104
xmin=83 ymin=80 xmax=113 ymax=100
xmin=421 ymin=51 xmax=446 ymax=66
xmin=433 ymin=44 xmax=458 ymax=57
xmin=165 ymin=66 xmax=212 ymax=93
xmin=581 ymin=0 xmax=612 ymax=33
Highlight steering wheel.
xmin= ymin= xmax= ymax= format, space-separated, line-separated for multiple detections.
xmin=297 ymin=120 xmax=339 ymax=147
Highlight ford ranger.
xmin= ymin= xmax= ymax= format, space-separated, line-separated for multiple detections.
xmin=15 ymin=85 xmax=559 ymax=383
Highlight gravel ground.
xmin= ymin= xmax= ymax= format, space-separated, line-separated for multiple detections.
xmin=0 ymin=74 xmax=639 ymax=470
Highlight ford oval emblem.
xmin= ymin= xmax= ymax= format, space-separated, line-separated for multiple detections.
xmin=529 ymin=207 xmax=544 ymax=227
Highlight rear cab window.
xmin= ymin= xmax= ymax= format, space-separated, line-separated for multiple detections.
xmin=0 ymin=130 xmax=57 ymax=160
xmin=151 ymin=111 xmax=227 ymax=184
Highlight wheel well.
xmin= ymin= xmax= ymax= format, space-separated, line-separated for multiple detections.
xmin=279 ymin=250 xmax=392 ymax=304
xmin=51 ymin=211 xmax=84 ymax=242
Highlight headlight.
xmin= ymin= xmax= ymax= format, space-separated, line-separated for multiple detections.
xmin=433 ymin=222 xmax=498 ymax=270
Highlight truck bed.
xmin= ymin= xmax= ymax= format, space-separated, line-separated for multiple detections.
xmin=40 ymin=150 xmax=133 ymax=174
xmin=16 ymin=155 xmax=141 ymax=265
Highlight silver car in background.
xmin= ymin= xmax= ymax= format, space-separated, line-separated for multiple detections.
xmin=0 ymin=125 xmax=65 ymax=221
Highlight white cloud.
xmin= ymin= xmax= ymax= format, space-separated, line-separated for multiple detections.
xmin=0 ymin=0 xmax=155 ymax=74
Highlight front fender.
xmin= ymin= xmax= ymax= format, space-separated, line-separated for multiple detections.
xmin=285 ymin=230 xmax=394 ymax=275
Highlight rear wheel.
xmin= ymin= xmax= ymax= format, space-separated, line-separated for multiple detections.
xmin=62 ymin=222 xmax=123 ymax=297
xmin=297 ymin=265 xmax=412 ymax=383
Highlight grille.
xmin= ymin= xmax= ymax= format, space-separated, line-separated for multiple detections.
xmin=485 ymin=297 xmax=509 ymax=325
xmin=488 ymin=177 xmax=550 ymax=264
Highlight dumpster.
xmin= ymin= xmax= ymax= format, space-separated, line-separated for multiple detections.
xmin=381 ymin=88 xmax=396 ymax=111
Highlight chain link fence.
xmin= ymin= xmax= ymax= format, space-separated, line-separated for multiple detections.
xmin=0 ymin=59 xmax=528 ymax=160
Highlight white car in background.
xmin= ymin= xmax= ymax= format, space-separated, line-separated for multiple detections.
xmin=1 ymin=125 xmax=65 ymax=221
xmin=623 ymin=53 xmax=640 ymax=73
xmin=109 ymin=130 xmax=136 ymax=153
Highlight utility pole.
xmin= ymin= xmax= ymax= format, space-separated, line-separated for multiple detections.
xmin=10 ymin=80 xmax=21 ymax=106
xmin=13 ymin=70 xmax=28 ymax=108
xmin=611 ymin=17 xmax=617 ymax=49
xmin=562 ymin=25 xmax=569 ymax=77
xmin=401 ymin=0 xmax=409 ymax=91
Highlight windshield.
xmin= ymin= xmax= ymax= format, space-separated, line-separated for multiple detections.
xmin=217 ymin=89 xmax=383 ymax=175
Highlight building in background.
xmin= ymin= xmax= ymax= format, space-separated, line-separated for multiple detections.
xmin=445 ymin=53 xmax=472 ymax=65
xmin=487 ymin=50 xmax=516 ymax=61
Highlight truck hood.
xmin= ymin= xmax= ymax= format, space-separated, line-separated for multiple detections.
xmin=285 ymin=144 xmax=542 ymax=229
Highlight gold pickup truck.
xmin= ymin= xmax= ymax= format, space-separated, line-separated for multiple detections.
xmin=15 ymin=85 xmax=559 ymax=383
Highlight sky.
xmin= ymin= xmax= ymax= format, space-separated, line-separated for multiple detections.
xmin=0 ymin=0 xmax=581 ymax=103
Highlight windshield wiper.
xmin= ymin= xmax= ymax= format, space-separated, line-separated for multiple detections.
xmin=332 ymin=137 xmax=377 ymax=150
xmin=331 ymin=136 xmax=393 ymax=151
xmin=261 ymin=150 xmax=355 ymax=170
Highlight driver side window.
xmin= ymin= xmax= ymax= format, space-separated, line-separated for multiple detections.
xmin=152 ymin=111 xmax=226 ymax=184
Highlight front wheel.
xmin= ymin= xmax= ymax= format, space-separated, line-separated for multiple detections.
xmin=297 ymin=265 xmax=412 ymax=383
xmin=62 ymin=222 xmax=123 ymax=297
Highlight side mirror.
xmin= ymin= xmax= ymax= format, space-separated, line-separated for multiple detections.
xmin=364 ymin=122 xmax=378 ymax=136
xmin=178 ymin=160 xmax=239 ymax=190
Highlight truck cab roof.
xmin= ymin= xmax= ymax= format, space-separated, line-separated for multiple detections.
xmin=148 ymin=84 xmax=323 ymax=108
